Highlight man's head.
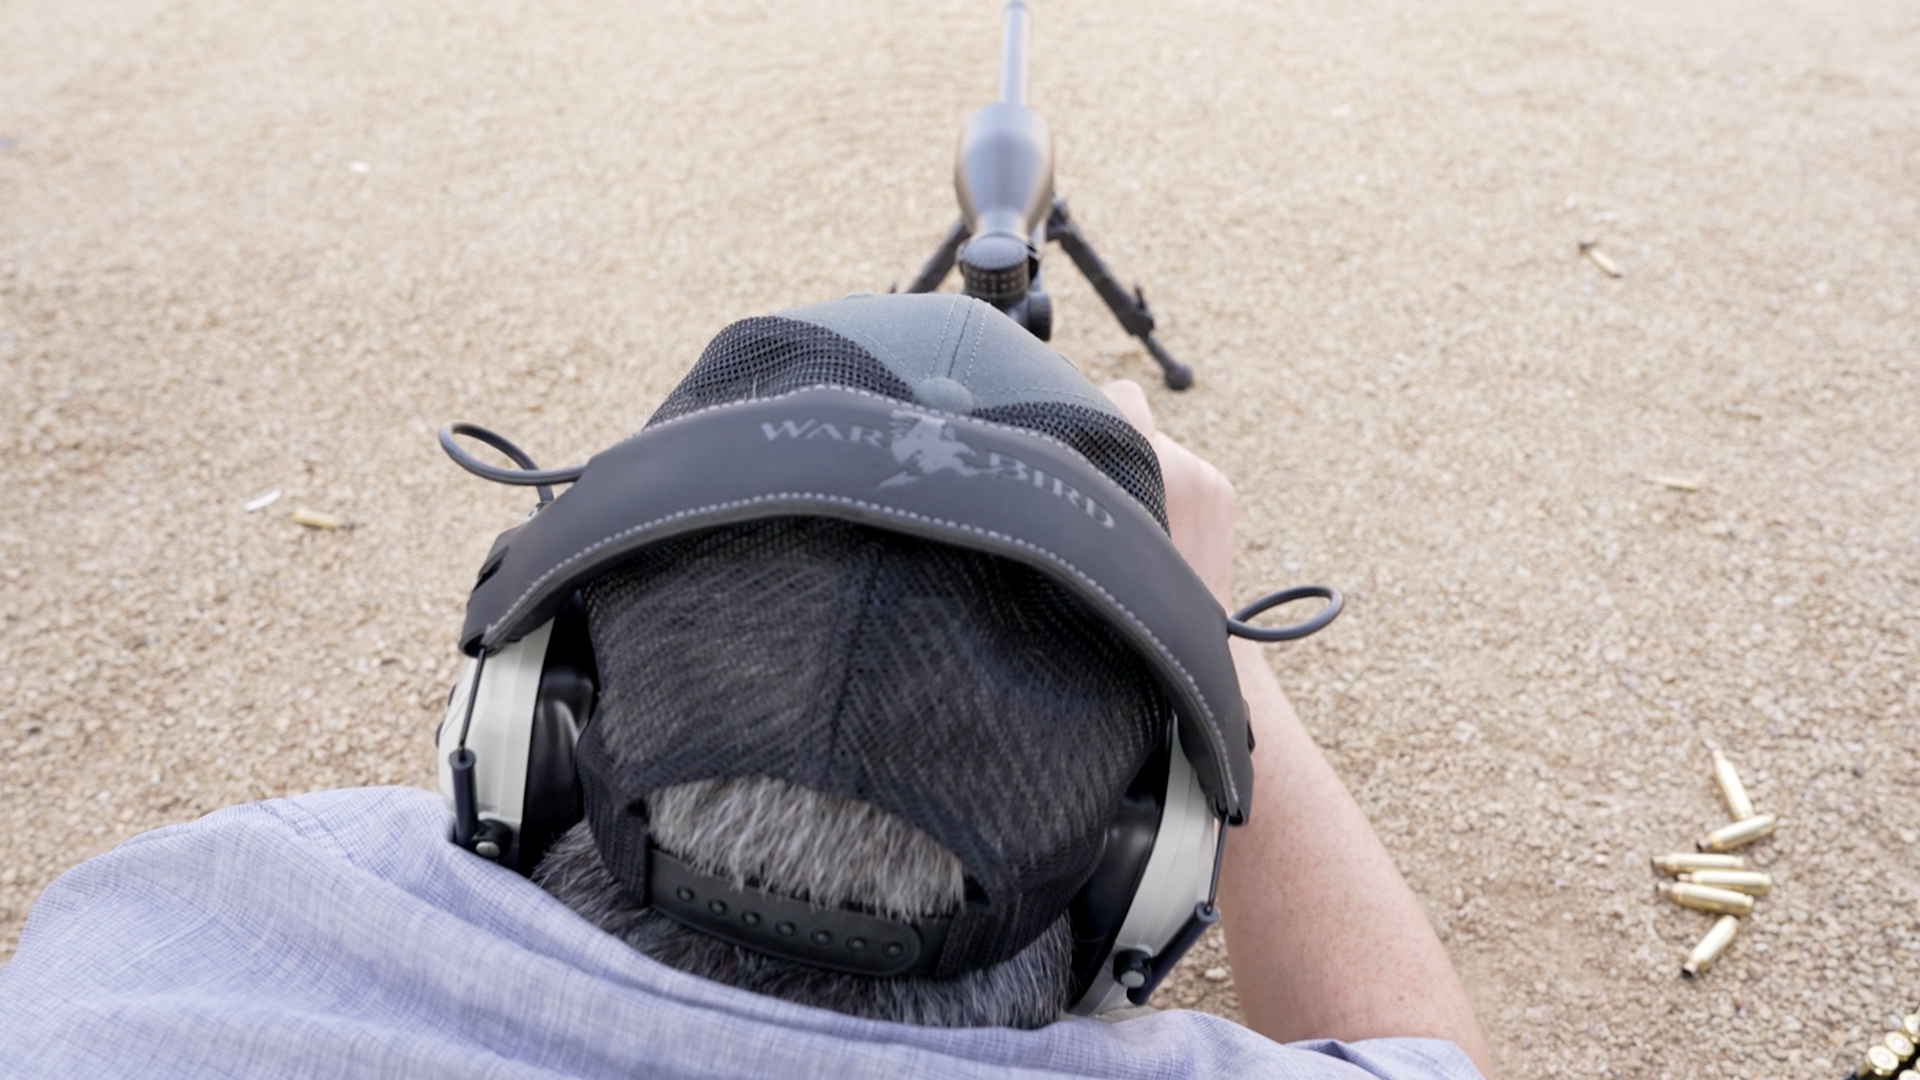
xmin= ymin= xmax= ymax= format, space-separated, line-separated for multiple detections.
xmin=524 ymin=295 xmax=1185 ymax=1026
xmin=534 ymin=516 xmax=1166 ymax=1027
xmin=434 ymin=293 xmax=1248 ymax=1025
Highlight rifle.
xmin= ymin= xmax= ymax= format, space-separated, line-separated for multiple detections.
xmin=901 ymin=1 xmax=1195 ymax=390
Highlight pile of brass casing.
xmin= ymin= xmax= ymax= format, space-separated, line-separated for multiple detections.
xmin=1652 ymin=749 xmax=1780 ymax=978
xmin=1853 ymin=1016 xmax=1920 ymax=1078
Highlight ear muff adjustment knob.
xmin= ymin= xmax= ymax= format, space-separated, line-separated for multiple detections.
xmin=1112 ymin=949 xmax=1152 ymax=990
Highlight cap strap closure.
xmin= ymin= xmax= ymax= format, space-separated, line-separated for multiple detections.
xmin=647 ymin=846 xmax=954 ymax=978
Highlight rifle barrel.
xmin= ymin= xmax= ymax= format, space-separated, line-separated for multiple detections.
xmin=999 ymin=1 xmax=1029 ymax=107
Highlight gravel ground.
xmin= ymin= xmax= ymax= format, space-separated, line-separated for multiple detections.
xmin=4 ymin=0 xmax=1918 ymax=1075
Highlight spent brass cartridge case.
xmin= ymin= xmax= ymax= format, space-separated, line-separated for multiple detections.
xmin=1651 ymin=852 xmax=1748 ymax=875
xmin=1886 ymin=1032 xmax=1916 ymax=1062
xmin=1679 ymin=914 xmax=1739 ymax=978
xmin=1710 ymin=749 xmax=1756 ymax=820
xmin=1656 ymin=881 xmax=1755 ymax=916
xmin=290 ymin=506 xmax=347 ymax=530
xmin=1861 ymin=1045 xmax=1901 ymax=1078
xmin=1696 ymin=813 xmax=1778 ymax=852
xmin=1903 ymin=1015 xmax=1920 ymax=1043
xmin=1579 ymin=241 xmax=1624 ymax=278
xmin=1676 ymin=870 xmax=1772 ymax=896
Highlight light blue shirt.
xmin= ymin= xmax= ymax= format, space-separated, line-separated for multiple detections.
xmin=0 ymin=787 xmax=1483 ymax=1079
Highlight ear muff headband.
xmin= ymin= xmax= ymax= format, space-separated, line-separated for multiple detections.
xmin=457 ymin=385 xmax=1256 ymax=824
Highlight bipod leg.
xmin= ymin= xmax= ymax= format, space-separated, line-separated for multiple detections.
xmin=1046 ymin=199 xmax=1192 ymax=389
xmin=903 ymin=218 xmax=971 ymax=294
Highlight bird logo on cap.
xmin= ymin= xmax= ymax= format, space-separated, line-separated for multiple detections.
xmin=878 ymin=411 xmax=984 ymax=489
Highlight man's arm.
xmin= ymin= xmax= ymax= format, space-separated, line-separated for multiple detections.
xmin=1218 ymin=637 xmax=1491 ymax=1072
xmin=1099 ymin=381 xmax=1492 ymax=1076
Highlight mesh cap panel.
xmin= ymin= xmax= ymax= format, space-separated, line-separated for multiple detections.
xmin=972 ymin=400 xmax=1167 ymax=529
xmin=648 ymin=317 xmax=918 ymax=426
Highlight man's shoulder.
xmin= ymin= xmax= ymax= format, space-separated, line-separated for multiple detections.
xmin=0 ymin=787 xmax=1480 ymax=1080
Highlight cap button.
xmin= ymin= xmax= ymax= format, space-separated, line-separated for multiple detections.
xmin=914 ymin=377 xmax=975 ymax=415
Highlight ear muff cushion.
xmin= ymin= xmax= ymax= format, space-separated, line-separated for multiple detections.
xmin=511 ymin=601 xmax=596 ymax=873
xmin=1067 ymin=739 xmax=1168 ymax=997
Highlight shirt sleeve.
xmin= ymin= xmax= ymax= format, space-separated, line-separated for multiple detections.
xmin=1285 ymin=1037 xmax=1486 ymax=1080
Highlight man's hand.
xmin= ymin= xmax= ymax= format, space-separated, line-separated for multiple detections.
xmin=1099 ymin=380 xmax=1237 ymax=608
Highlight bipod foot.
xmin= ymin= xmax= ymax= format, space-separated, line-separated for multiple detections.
xmin=1141 ymin=324 xmax=1193 ymax=390
xmin=1046 ymin=199 xmax=1193 ymax=390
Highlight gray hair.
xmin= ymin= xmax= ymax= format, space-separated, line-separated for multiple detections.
xmin=532 ymin=775 xmax=1074 ymax=1029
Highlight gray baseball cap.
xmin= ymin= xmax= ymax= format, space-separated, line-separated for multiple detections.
xmin=458 ymin=294 xmax=1251 ymax=977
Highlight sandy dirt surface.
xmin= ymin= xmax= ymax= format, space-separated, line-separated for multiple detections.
xmin=3 ymin=0 xmax=1918 ymax=1074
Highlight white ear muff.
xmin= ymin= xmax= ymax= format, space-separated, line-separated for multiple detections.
xmin=1071 ymin=734 xmax=1222 ymax=1015
xmin=437 ymin=619 xmax=555 ymax=859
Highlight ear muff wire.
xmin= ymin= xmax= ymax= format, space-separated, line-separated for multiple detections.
xmin=1227 ymin=585 xmax=1343 ymax=642
xmin=439 ymin=422 xmax=586 ymax=504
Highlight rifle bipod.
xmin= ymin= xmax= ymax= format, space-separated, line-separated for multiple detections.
xmin=902 ymin=199 xmax=1193 ymax=391
xmin=893 ymin=2 xmax=1192 ymax=391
